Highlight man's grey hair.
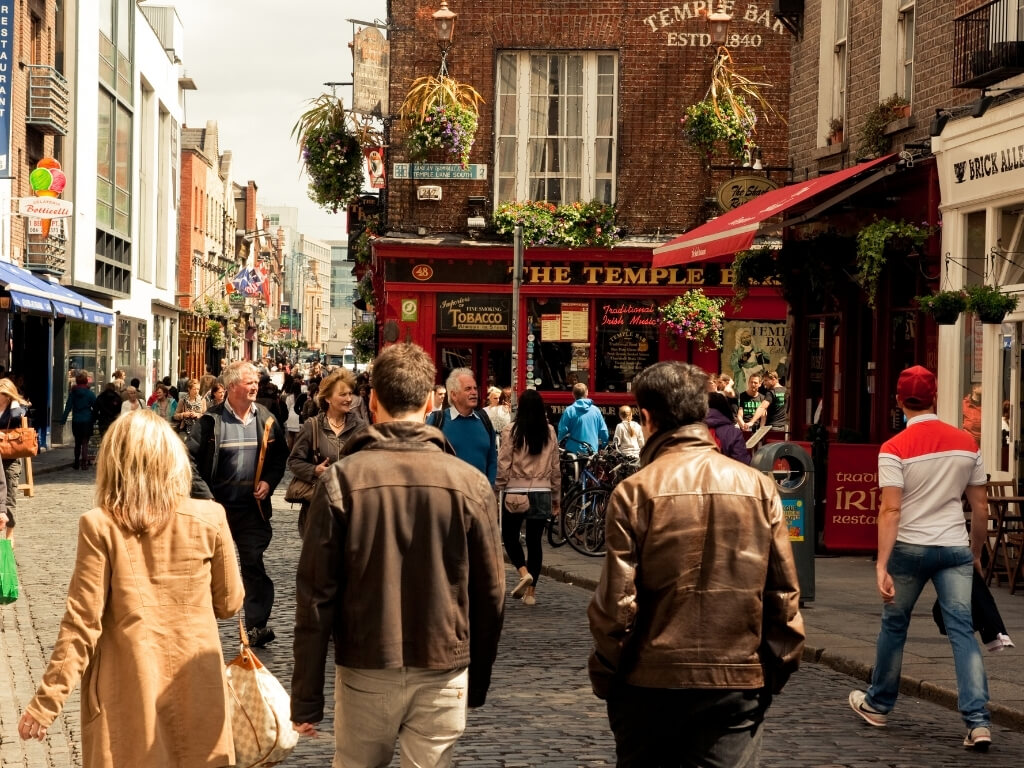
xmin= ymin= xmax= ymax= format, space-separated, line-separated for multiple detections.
xmin=221 ymin=360 xmax=258 ymax=389
xmin=634 ymin=362 xmax=709 ymax=432
xmin=445 ymin=367 xmax=475 ymax=394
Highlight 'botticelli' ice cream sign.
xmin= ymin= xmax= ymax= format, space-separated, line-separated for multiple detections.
xmin=644 ymin=2 xmax=788 ymax=47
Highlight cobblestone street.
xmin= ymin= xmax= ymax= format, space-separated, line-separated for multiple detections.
xmin=3 ymin=467 xmax=1024 ymax=766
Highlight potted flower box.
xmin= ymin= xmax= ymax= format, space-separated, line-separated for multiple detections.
xmin=827 ymin=117 xmax=844 ymax=146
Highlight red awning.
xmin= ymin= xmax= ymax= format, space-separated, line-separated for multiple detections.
xmin=652 ymin=154 xmax=897 ymax=266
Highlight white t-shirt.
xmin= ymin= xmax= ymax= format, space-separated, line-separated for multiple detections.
xmin=613 ymin=420 xmax=644 ymax=457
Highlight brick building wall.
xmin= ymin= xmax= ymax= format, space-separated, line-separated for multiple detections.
xmin=10 ymin=0 xmax=58 ymax=265
xmin=177 ymin=151 xmax=208 ymax=309
xmin=386 ymin=0 xmax=792 ymax=238
xmin=789 ymin=0 xmax=974 ymax=178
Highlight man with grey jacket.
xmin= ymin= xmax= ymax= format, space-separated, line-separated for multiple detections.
xmin=291 ymin=342 xmax=505 ymax=767
xmin=588 ymin=361 xmax=804 ymax=767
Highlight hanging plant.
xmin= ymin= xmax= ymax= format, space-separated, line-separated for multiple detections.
xmin=915 ymin=290 xmax=968 ymax=325
xmin=658 ymin=289 xmax=726 ymax=351
xmin=351 ymin=320 xmax=376 ymax=363
xmin=731 ymin=247 xmax=780 ymax=303
xmin=860 ymin=93 xmax=910 ymax=157
xmin=681 ymin=48 xmax=781 ymax=162
xmin=292 ymin=94 xmax=364 ymax=213
xmin=493 ymin=200 xmax=620 ymax=247
xmin=400 ymin=75 xmax=483 ymax=168
xmin=966 ymin=284 xmax=1020 ymax=324
xmin=351 ymin=215 xmax=379 ymax=265
xmin=207 ymin=319 xmax=225 ymax=350
xmin=855 ymin=218 xmax=932 ymax=308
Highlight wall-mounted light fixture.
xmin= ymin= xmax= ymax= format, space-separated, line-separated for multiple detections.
xmin=433 ymin=0 xmax=457 ymax=75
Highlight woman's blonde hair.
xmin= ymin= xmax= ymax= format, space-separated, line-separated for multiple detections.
xmin=317 ymin=368 xmax=357 ymax=410
xmin=487 ymin=386 xmax=502 ymax=401
xmin=94 ymin=409 xmax=191 ymax=534
xmin=618 ymin=405 xmax=632 ymax=420
xmin=0 ymin=378 xmax=20 ymax=402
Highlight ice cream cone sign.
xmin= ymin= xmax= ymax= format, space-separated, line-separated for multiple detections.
xmin=30 ymin=158 xmax=66 ymax=237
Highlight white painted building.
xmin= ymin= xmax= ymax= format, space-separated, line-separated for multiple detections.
xmin=62 ymin=0 xmax=185 ymax=402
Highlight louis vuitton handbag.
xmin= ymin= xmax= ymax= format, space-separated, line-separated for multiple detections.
xmin=225 ymin=617 xmax=298 ymax=767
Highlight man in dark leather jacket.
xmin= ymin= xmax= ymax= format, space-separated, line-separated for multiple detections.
xmin=588 ymin=361 xmax=804 ymax=768
xmin=291 ymin=343 xmax=504 ymax=766
xmin=186 ymin=360 xmax=287 ymax=647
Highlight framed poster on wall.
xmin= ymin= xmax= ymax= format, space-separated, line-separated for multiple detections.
xmin=722 ymin=320 xmax=791 ymax=391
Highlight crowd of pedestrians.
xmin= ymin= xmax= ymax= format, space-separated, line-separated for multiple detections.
xmin=5 ymin=350 xmax=1008 ymax=766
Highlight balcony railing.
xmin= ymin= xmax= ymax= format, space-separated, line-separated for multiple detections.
xmin=25 ymin=64 xmax=69 ymax=136
xmin=24 ymin=217 xmax=68 ymax=276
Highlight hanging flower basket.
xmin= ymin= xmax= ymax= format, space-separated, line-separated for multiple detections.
xmin=207 ymin=319 xmax=225 ymax=350
xmin=659 ymin=290 xmax=726 ymax=351
xmin=292 ymin=94 xmax=365 ymax=213
xmin=400 ymin=75 xmax=483 ymax=168
xmin=966 ymin=284 xmax=1019 ymax=324
xmin=915 ymin=290 xmax=967 ymax=325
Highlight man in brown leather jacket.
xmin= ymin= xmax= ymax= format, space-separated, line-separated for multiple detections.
xmin=588 ymin=361 xmax=804 ymax=767
xmin=291 ymin=342 xmax=505 ymax=767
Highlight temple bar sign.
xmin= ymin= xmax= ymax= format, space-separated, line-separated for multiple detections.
xmin=392 ymin=164 xmax=488 ymax=180
xmin=644 ymin=2 xmax=788 ymax=47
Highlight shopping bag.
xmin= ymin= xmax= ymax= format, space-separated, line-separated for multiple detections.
xmin=0 ymin=537 xmax=18 ymax=604
xmin=225 ymin=618 xmax=298 ymax=767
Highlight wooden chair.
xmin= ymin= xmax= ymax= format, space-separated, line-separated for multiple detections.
xmin=984 ymin=480 xmax=1017 ymax=586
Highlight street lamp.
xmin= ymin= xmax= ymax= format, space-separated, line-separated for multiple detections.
xmin=432 ymin=0 xmax=457 ymax=75
xmin=706 ymin=11 xmax=732 ymax=46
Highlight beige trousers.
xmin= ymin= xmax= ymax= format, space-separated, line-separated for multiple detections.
xmin=332 ymin=665 xmax=468 ymax=768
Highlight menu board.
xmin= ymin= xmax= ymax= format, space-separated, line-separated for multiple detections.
xmin=595 ymin=300 xmax=659 ymax=393
xmin=561 ymin=302 xmax=590 ymax=341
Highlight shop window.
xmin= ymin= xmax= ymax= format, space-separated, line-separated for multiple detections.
xmin=494 ymin=51 xmax=617 ymax=205
xmin=594 ymin=299 xmax=660 ymax=395
xmin=525 ymin=298 xmax=591 ymax=392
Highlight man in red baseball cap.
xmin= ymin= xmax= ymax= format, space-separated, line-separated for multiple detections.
xmin=849 ymin=365 xmax=993 ymax=751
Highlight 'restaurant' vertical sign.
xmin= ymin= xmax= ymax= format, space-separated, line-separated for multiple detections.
xmin=0 ymin=4 xmax=11 ymax=174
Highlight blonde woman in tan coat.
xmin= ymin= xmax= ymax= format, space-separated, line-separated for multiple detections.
xmin=17 ymin=409 xmax=244 ymax=767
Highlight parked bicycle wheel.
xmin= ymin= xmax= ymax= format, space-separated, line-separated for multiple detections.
xmin=546 ymin=512 xmax=567 ymax=548
xmin=563 ymin=486 xmax=610 ymax=557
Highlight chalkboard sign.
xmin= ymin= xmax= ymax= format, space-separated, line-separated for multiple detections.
xmin=595 ymin=300 xmax=660 ymax=393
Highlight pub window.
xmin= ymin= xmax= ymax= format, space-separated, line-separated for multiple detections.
xmin=525 ymin=297 xmax=591 ymax=392
xmin=495 ymin=51 xmax=618 ymax=206
xmin=594 ymin=299 xmax=660 ymax=395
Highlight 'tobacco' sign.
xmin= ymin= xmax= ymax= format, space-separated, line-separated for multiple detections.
xmin=18 ymin=197 xmax=74 ymax=218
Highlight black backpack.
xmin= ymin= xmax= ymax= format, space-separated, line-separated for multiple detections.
xmin=428 ymin=407 xmax=495 ymax=441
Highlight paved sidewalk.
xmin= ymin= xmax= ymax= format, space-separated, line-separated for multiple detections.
xmin=537 ymin=541 xmax=1024 ymax=731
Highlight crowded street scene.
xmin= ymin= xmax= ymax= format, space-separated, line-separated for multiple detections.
xmin=2 ymin=0 xmax=1024 ymax=766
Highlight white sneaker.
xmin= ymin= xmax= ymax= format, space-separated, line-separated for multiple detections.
xmin=985 ymin=633 xmax=1015 ymax=652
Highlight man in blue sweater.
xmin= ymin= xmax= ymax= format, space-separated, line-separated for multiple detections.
xmin=558 ymin=383 xmax=609 ymax=455
xmin=428 ymin=367 xmax=497 ymax=485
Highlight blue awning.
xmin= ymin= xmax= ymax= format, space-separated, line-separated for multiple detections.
xmin=0 ymin=259 xmax=113 ymax=326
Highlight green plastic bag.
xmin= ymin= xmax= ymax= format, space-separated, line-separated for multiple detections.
xmin=0 ymin=537 xmax=18 ymax=604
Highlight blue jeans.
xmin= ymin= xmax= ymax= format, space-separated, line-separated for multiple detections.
xmin=867 ymin=542 xmax=990 ymax=728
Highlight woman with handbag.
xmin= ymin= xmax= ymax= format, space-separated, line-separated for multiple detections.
xmin=0 ymin=378 xmax=26 ymax=537
xmin=173 ymin=378 xmax=206 ymax=439
xmin=17 ymin=409 xmax=245 ymax=767
xmin=496 ymin=389 xmax=561 ymax=606
xmin=287 ymin=368 xmax=366 ymax=534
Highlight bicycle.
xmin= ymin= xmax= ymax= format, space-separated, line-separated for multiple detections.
xmin=548 ymin=437 xmax=593 ymax=548
xmin=560 ymin=446 xmax=641 ymax=557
